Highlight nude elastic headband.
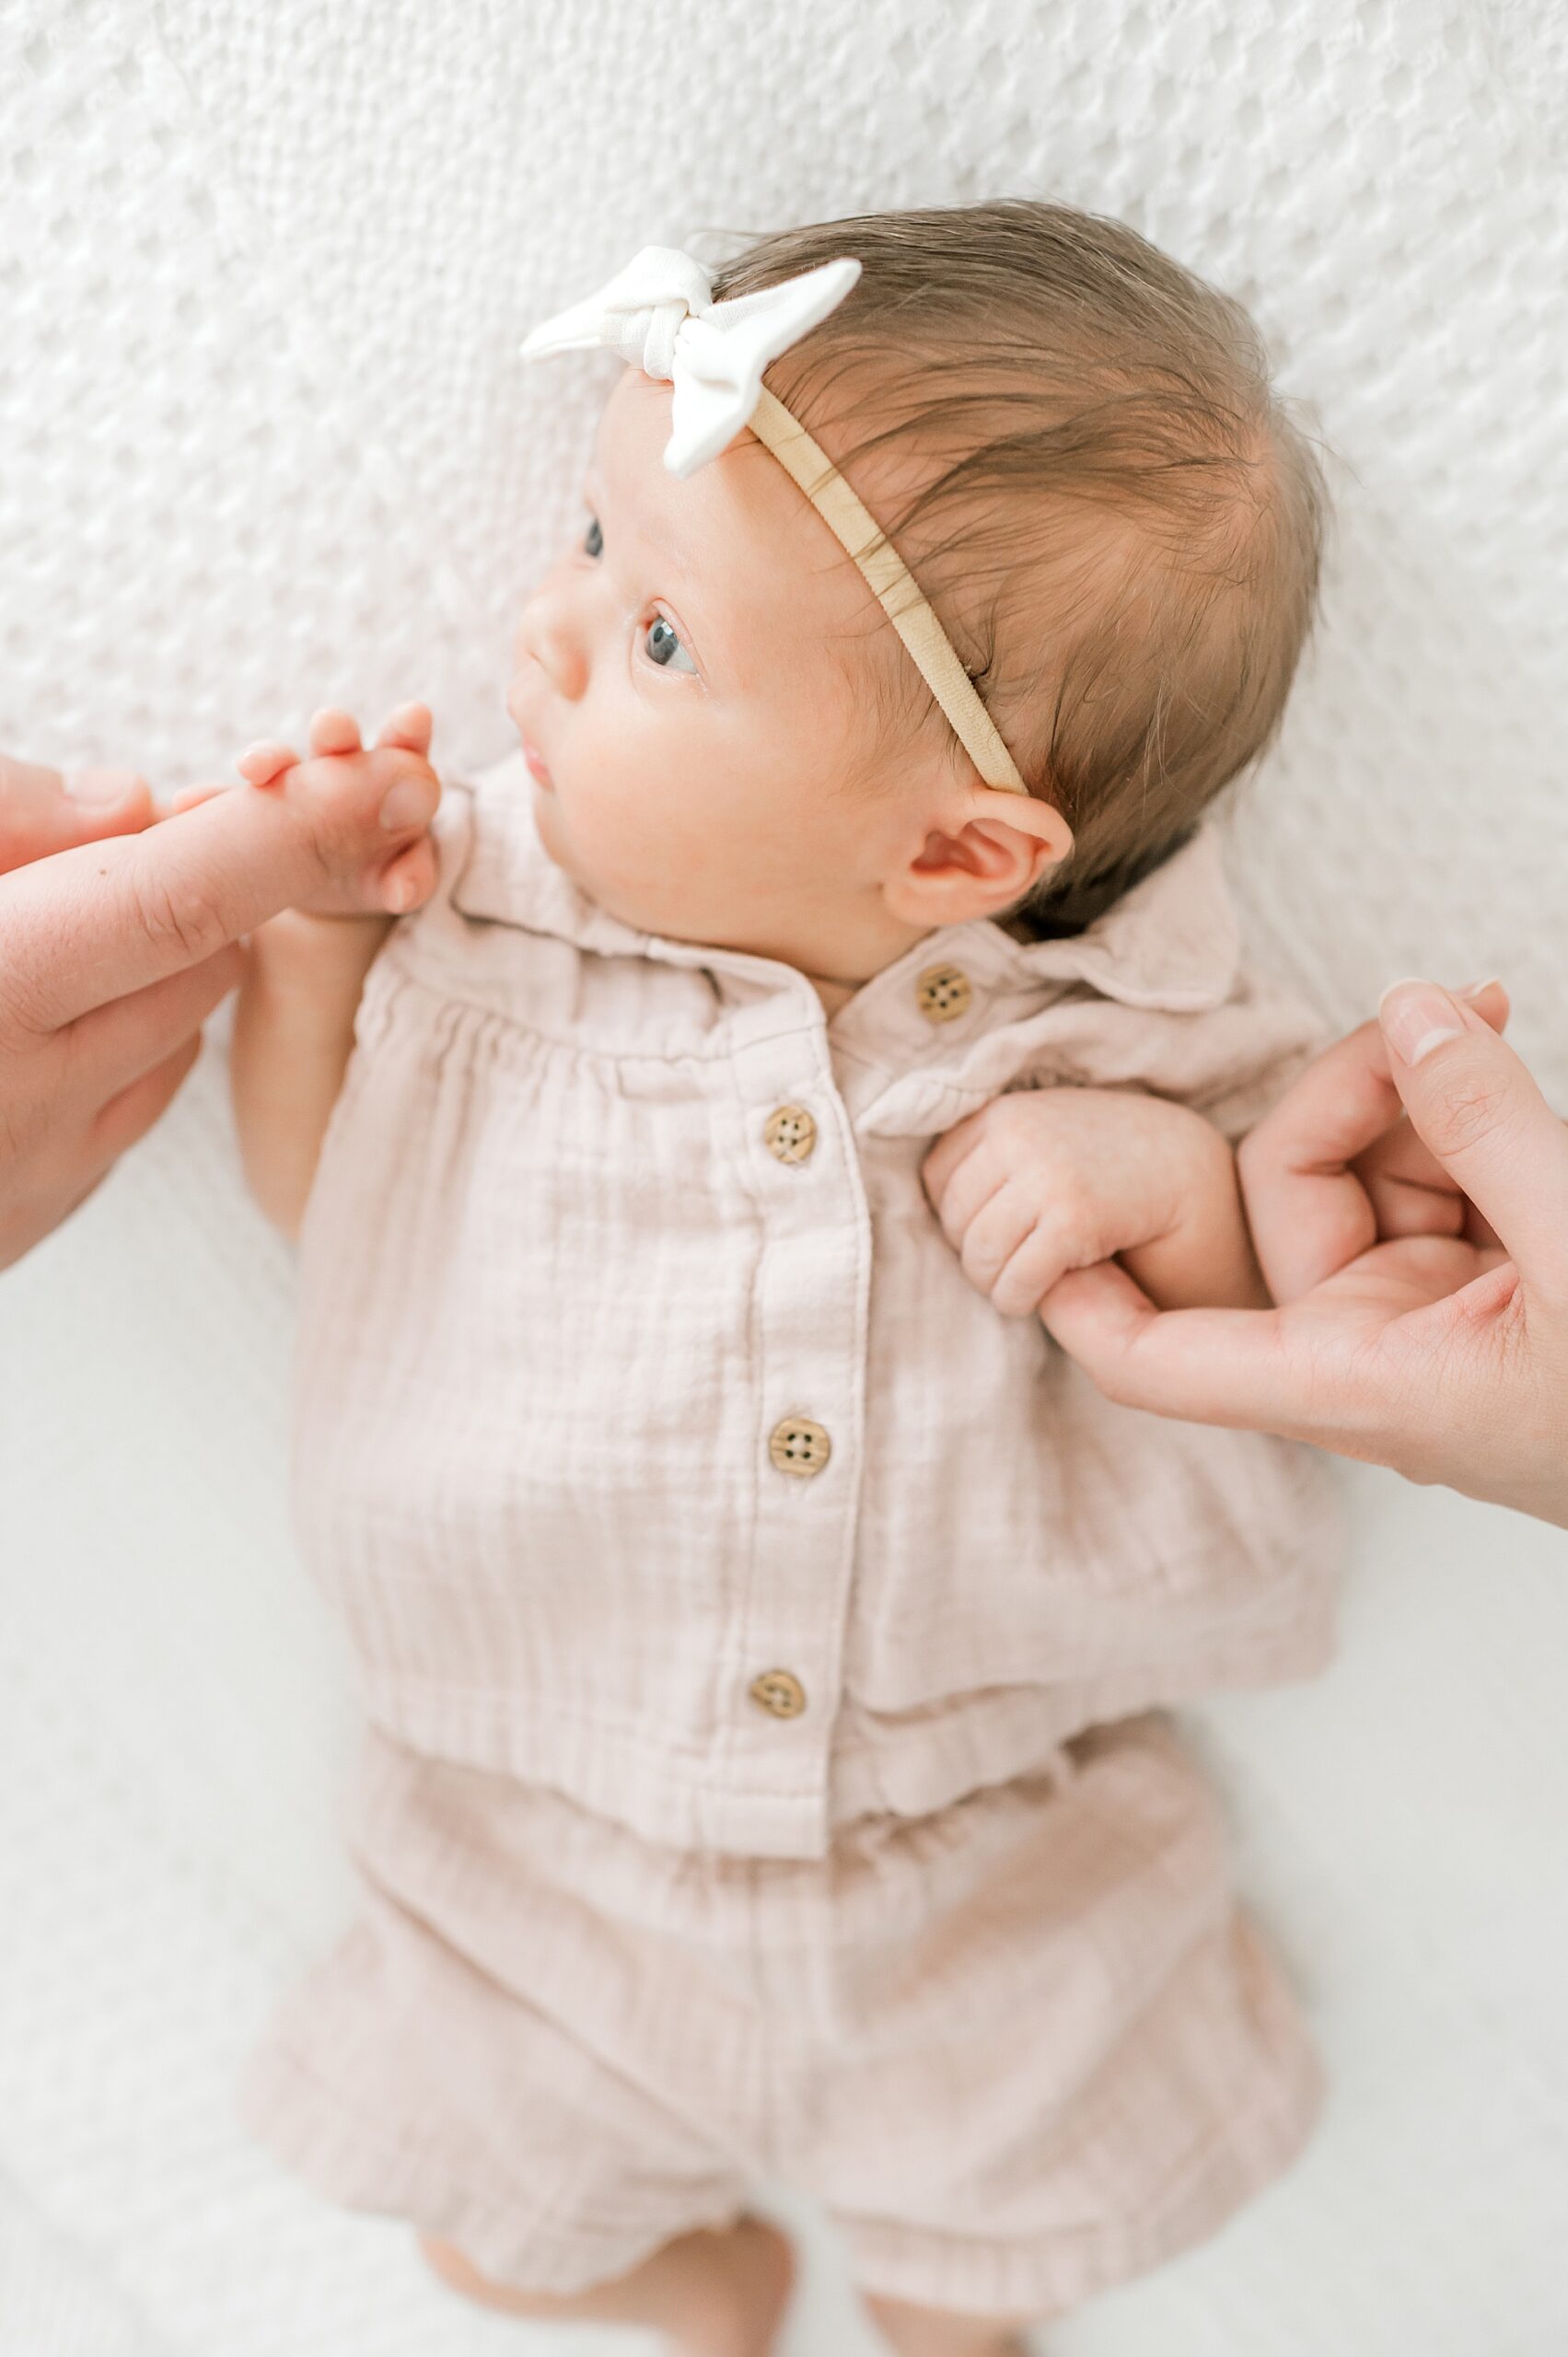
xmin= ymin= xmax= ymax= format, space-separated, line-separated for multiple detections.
xmin=519 ymin=245 xmax=1028 ymax=795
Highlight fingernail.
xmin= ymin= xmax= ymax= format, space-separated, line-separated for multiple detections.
xmin=1379 ymin=980 xmax=1465 ymax=1066
xmin=379 ymin=775 xmax=436 ymax=831
xmin=64 ymin=767 xmax=135 ymax=803
xmin=1455 ymin=978 xmax=1502 ymax=1000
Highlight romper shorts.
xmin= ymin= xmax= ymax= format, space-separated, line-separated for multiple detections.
xmin=239 ymin=1713 xmax=1320 ymax=2320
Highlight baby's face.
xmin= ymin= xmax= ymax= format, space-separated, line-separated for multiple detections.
xmin=507 ymin=368 xmax=941 ymax=973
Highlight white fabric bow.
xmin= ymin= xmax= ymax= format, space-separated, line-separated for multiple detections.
xmin=518 ymin=244 xmax=862 ymax=477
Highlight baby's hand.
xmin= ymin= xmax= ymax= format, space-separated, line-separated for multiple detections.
xmin=229 ymin=703 xmax=441 ymax=918
xmin=922 ymin=1086 xmax=1265 ymax=1318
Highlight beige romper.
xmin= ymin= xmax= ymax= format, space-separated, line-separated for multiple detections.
xmin=240 ymin=749 xmax=1342 ymax=2318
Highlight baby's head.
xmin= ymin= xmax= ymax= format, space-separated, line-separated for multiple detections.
xmin=509 ymin=199 xmax=1325 ymax=978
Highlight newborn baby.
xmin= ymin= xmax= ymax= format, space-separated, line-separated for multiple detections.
xmin=229 ymin=201 xmax=1341 ymax=2355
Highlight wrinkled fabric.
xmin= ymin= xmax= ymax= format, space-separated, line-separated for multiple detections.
xmin=290 ymin=749 xmax=1342 ymax=1864
xmin=241 ymin=1717 xmax=1322 ymax=2312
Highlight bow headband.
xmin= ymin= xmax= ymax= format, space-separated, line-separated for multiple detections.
xmin=518 ymin=245 xmax=1028 ymax=795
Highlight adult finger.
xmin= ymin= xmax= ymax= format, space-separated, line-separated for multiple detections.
xmin=1237 ymin=1017 xmax=1397 ymax=1300
xmin=1239 ymin=983 xmax=1508 ymax=1303
xmin=1040 ymin=1262 xmax=1309 ymax=1433
xmin=1379 ymin=982 xmax=1568 ymax=1304
xmin=0 ymin=772 xmax=399 ymax=1028
xmin=92 ymin=1031 xmax=203 ymax=1160
xmin=0 ymin=759 xmax=156 ymax=870
xmin=1355 ymin=1119 xmax=1469 ymax=1240
xmin=0 ymin=753 xmax=67 ymax=799
xmin=68 ymin=944 xmax=244 ymax=1098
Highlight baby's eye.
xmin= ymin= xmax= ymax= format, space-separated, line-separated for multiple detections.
xmin=582 ymin=516 xmax=603 ymax=559
xmin=643 ymin=615 xmax=698 ymax=676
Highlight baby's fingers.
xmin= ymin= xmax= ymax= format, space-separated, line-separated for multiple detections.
xmin=163 ymin=784 xmax=226 ymax=817
xmin=991 ymin=1223 xmax=1076 ymax=1318
xmin=379 ymin=833 xmax=438 ymax=915
xmin=375 ymin=702 xmax=434 ymax=757
xmin=921 ymin=1108 xmax=989 ymax=1218
xmin=956 ymin=1181 xmax=1039 ymax=1304
xmin=923 ymin=1131 xmax=1016 ymax=1256
xmin=308 ymin=707 xmax=363 ymax=757
xmin=236 ymin=739 xmax=300 ymax=786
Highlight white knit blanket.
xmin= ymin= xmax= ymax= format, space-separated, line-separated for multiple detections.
xmin=3 ymin=2 xmax=1567 ymax=2350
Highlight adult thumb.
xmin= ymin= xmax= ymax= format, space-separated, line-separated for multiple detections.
xmin=0 ymin=758 xmax=155 ymax=871
xmin=1378 ymin=980 xmax=1568 ymax=1301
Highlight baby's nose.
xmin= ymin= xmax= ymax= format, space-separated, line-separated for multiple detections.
xmin=516 ymin=605 xmax=587 ymax=702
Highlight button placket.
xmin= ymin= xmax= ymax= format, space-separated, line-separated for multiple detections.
xmin=718 ymin=1016 xmax=868 ymax=1849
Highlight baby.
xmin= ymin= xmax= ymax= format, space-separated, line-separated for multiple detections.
xmin=228 ymin=202 xmax=1342 ymax=2355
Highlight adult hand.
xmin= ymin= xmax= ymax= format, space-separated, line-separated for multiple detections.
xmin=0 ymin=710 xmax=440 ymax=1269
xmin=0 ymin=753 xmax=157 ymax=871
xmin=1040 ymin=981 xmax=1568 ymax=1527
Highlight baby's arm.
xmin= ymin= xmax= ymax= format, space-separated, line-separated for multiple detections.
xmin=232 ymin=910 xmax=388 ymax=1237
xmin=229 ymin=703 xmax=441 ymax=1238
xmin=921 ymin=1086 xmax=1266 ymax=1318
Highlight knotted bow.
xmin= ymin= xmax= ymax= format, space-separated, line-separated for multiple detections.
xmin=517 ymin=242 xmax=1030 ymax=793
xmin=518 ymin=244 xmax=862 ymax=478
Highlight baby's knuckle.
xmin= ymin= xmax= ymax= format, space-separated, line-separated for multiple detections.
xmin=1050 ymin=1168 xmax=1093 ymax=1221
xmin=983 ymin=1092 xmax=1038 ymax=1146
xmin=960 ymin=1235 xmax=1002 ymax=1290
xmin=1024 ymin=1188 xmax=1085 ymax=1264
xmin=928 ymin=1112 xmax=981 ymax=1168
xmin=992 ymin=1271 xmax=1040 ymax=1318
xmin=936 ymin=1202 xmax=967 ymax=1251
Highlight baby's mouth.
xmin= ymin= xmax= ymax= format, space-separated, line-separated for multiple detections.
xmin=520 ymin=738 xmax=554 ymax=791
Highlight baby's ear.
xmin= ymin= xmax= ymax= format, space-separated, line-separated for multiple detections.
xmin=891 ymin=787 xmax=1073 ymax=926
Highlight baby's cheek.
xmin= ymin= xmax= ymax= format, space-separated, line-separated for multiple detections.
xmin=544 ymin=762 xmax=679 ymax=927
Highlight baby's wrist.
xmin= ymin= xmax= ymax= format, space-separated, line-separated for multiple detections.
xmin=249 ymin=907 xmax=391 ymax=985
xmin=1121 ymin=1134 xmax=1266 ymax=1310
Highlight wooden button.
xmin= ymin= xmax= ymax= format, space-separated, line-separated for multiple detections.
xmin=763 ymin=1104 xmax=817 ymax=1164
xmin=749 ymin=1669 xmax=807 ymax=1718
xmin=915 ymin=962 xmax=972 ymax=1023
xmin=768 ymin=1416 xmax=831 ymax=1478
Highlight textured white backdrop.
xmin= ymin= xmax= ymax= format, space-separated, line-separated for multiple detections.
xmin=2 ymin=0 xmax=1567 ymax=2351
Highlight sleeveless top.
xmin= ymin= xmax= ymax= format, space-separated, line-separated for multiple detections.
xmin=291 ymin=750 xmax=1341 ymax=1860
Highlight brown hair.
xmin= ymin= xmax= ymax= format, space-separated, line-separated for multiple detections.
xmin=709 ymin=199 xmax=1328 ymax=931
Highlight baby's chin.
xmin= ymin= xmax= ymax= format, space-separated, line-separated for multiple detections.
xmin=530 ymin=785 xmax=637 ymax=923
xmin=529 ymin=782 xmax=711 ymax=941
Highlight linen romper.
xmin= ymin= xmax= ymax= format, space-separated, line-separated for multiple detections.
xmin=240 ymin=749 xmax=1342 ymax=2318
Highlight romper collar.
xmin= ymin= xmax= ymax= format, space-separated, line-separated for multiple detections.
xmin=446 ymin=748 xmax=1242 ymax=1024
